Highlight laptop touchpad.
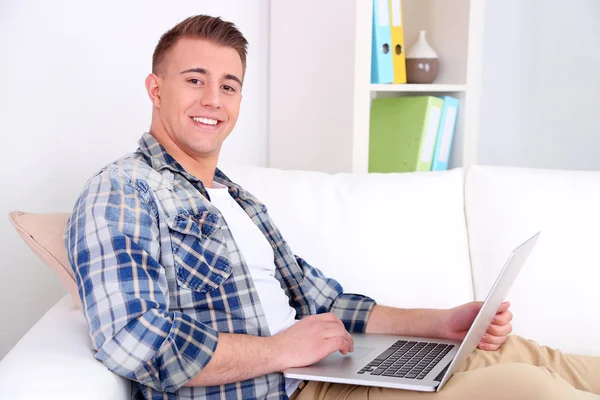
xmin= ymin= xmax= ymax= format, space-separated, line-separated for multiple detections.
xmin=315 ymin=346 xmax=376 ymax=366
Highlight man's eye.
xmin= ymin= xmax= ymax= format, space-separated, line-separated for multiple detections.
xmin=222 ymin=85 xmax=236 ymax=92
xmin=189 ymin=78 xmax=202 ymax=85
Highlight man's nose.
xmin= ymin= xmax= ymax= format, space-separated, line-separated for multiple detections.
xmin=200 ymin=83 xmax=222 ymax=109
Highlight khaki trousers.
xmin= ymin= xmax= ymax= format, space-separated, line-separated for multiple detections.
xmin=291 ymin=335 xmax=600 ymax=400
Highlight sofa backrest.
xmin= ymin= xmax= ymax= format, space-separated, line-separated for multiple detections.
xmin=223 ymin=165 xmax=474 ymax=310
xmin=466 ymin=165 xmax=600 ymax=356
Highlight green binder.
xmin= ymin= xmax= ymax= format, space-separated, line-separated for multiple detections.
xmin=369 ymin=96 xmax=444 ymax=173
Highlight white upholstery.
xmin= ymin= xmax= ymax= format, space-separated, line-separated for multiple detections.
xmin=0 ymin=296 xmax=131 ymax=400
xmin=223 ymin=166 xmax=473 ymax=310
xmin=1 ymin=164 xmax=599 ymax=399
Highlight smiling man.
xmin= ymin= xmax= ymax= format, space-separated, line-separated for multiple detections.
xmin=146 ymin=32 xmax=244 ymax=186
xmin=65 ymin=15 xmax=600 ymax=400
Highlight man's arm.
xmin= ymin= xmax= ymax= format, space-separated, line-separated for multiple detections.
xmin=185 ymin=313 xmax=353 ymax=386
xmin=365 ymin=305 xmax=445 ymax=337
xmin=295 ymin=254 xmax=512 ymax=349
xmin=292 ymin=253 xmax=513 ymax=348
xmin=183 ymin=333 xmax=278 ymax=387
xmin=365 ymin=302 xmax=514 ymax=351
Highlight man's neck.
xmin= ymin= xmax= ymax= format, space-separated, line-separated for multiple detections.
xmin=149 ymin=125 xmax=218 ymax=188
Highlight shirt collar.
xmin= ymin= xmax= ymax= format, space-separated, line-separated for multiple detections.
xmin=137 ymin=132 xmax=191 ymax=176
xmin=136 ymin=132 xmax=243 ymax=194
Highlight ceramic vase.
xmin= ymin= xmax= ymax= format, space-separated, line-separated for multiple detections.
xmin=406 ymin=30 xmax=440 ymax=84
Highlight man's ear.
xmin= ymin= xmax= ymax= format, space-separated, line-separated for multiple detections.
xmin=145 ymin=73 xmax=161 ymax=108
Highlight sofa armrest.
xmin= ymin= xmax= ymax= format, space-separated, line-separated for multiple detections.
xmin=0 ymin=295 xmax=131 ymax=400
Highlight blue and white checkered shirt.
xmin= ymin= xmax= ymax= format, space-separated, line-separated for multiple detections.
xmin=64 ymin=133 xmax=376 ymax=399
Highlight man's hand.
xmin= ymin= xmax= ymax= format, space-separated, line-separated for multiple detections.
xmin=441 ymin=301 xmax=513 ymax=351
xmin=272 ymin=313 xmax=354 ymax=370
xmin=185 ymin=314 xmax=352 ymax=387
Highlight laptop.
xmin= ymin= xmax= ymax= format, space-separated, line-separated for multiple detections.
xmin=284 ymin=231 xmax=540 ymax=392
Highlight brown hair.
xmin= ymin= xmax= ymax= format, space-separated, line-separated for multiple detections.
xmin=152 ymin=15 xmax=248 ymax=76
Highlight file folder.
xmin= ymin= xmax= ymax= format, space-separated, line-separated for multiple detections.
xmin=389 ymin=0 xmax=407 ymax=84
xmin=371 ymin=0 xmax=394 ymax=84
xmin=431 ymin=96 xmax=459 ymax=171
xmin=369 ymin=96 xmax=444 ymax=173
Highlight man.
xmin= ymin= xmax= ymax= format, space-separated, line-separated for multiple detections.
xmin=65 ymin=14 xmax=600 ymax=400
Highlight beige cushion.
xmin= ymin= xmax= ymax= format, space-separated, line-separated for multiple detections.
xmin=9 ymin=211 xmax=82 ymax=308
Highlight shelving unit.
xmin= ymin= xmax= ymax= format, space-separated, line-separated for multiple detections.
xmin=269 ymin=0 xmax=485 ymax=174
xmin=370 ymin=84 xmax=468 ymax=93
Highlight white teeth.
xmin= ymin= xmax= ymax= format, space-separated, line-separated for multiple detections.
xmin=192 ymin=117 xmax=218 ymax=126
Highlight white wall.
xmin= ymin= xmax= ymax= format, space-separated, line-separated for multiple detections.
xmin=269 ymin=0 xmax=356 ymax=173
xmin=0 ymin=0 xmax=269 ymax=360
xmin=478 ymin=0 xmax=600 ymax=170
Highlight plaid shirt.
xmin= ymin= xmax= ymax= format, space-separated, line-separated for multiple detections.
xmin=65 ymin=133 xmax=376 ymax=400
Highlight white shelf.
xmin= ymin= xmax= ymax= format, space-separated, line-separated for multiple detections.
xmin=370 ymin=84 xmax=468 ymax=93
xmin=353 ymin=0 xmax=485 ymax=174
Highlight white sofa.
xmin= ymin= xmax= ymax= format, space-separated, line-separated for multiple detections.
xmin=1 ymin=164 xmax=599 ymax=399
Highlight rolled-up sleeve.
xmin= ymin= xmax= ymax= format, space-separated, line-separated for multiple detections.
xmin=295 ymin=256 xmax=376 ymax=333
xmin=65 ymin=169 xmax=218 ymax=393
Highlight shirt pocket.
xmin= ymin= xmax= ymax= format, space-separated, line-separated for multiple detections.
xmin=166 ymin=211 xmax=233 ymax=293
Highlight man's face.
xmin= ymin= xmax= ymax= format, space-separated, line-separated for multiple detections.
xmin=153 ymin=38 xmax=243 ymax=160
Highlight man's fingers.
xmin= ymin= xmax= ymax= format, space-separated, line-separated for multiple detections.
xmin=322 ymin=325 xmax=349 ymax=338
xmin=326 ymin=336 xmax=353 ymax=355
xmin=478 ymin=341 xmax=502 ymax=351
xmin=321 ymin=321 xmax=348 ymax=333
xmin=482 ymin=332 xmax=509 ymax=345
xmin=478 ymin=332 xmax=508 ymax=351
xmin=496 ymin=301 xmax=511 ymax=314
xmin=324 ymin=327 xmax=354 ymax=349
xmin=487 ymin=322 xmax=513 ymax=337
xmin=322 ymin=324 xmax=354 ymax=352
xmin=314 ymin=313 xmax=355 ymax=355
xmin=493 ymin=310 xmax=513 ymax=326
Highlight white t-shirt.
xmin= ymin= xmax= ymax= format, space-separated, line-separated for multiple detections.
xmin=206 ymin=182 xmax=301 ymax=396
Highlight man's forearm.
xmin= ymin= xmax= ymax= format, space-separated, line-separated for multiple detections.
xmin=184 ymin=333 xmax=281 ymax=387
xmin=365 ymin=305 xmax=446 ymax=338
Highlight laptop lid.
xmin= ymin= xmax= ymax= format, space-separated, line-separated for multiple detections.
xmin=436 ymin=231 xmax=540 ymax=391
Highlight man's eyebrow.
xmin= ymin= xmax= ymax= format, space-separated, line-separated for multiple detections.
xmin=223 ymin=74 xmax=243 ymax=87
xmin=180 ymin=67 xmax=207 ymax=75
xmin=180 ymin=68 xmax=242 ymax=87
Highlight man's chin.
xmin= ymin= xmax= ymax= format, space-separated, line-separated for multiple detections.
xmin=184 ymin=143 xmax=222 ymax=160
xmin=166 ymin=129 xmax=225 ymax=161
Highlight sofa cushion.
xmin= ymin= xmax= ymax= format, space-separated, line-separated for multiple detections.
xmin=0 ymin=295 xmax=130 ymax=400
xmin=465 ymin=165 xmax=600 ymax=356
xmin=9 ymin=211 xmax=81 ymax=308
xmin=222 ymin=165 xmax=474 ymax=310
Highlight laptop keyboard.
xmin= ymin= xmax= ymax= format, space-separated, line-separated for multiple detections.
xmin=357 ymin=340 xmax=454 ymax=380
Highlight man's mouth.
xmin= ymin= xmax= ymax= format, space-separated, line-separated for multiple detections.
xmin=191 ymin=116 xmax=221 ymax=128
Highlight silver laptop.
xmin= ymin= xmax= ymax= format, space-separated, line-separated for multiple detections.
xmin=284 ymin=231 xmax=540 ymax=392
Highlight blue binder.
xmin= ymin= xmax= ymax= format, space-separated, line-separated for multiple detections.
xmin=371 ymin=0 xmax=393 ymax=84
xmin=431 ymin=96 xmax=460 ymax=171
